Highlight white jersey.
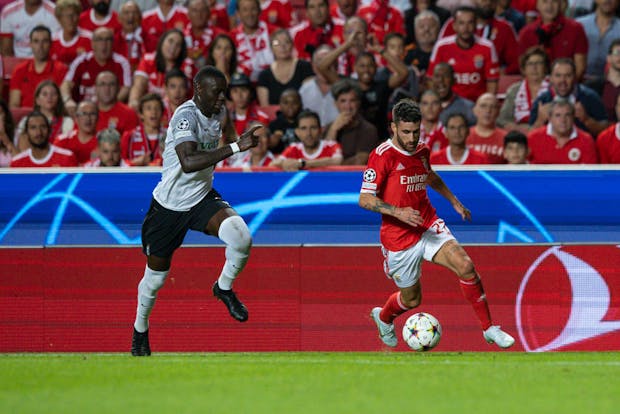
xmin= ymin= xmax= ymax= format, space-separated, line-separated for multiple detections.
xmin=152 ymin=99 xmax=227 ymax=211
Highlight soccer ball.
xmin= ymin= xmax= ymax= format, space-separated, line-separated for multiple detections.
xmin=402 ymin=312 xmax=442 ymax=351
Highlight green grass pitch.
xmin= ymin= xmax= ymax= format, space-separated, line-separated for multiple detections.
xmin=1 ymin=352 xmax=618 ymax=414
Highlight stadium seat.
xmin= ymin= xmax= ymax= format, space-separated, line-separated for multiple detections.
xmin=259 ymin=104 xmax=280 ymax=121
xmin=497 ymin=74 xmax=522 ymax=101
xmin=10 ymin=106 xmax=33 ymax=126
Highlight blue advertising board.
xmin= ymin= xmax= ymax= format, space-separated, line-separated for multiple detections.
xmin=1 ymin=167 xmax=619 ymax=246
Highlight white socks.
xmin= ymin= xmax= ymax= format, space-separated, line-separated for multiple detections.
xmin=134 ymin=265 xmax=169 ymax=333
xmin=217 ymin=215 xmax=252 ymax=290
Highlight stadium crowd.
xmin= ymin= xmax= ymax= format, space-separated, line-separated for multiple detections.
xmin=1 ymin=0 xmax=620 ymax=168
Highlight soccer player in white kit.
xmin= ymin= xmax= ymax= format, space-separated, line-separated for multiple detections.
xmin=359 ymin=99 xmax=515 ymax=349
xmin=131 ymin=66 xmax=262 ymax=356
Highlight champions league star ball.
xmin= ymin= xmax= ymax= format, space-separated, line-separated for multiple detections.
xmin=402 ymin=312 xmax=442 ymax=351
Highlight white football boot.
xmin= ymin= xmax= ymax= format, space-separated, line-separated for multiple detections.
xmin=370 ymin=307 xmax=397 ymax=347
xmin=483 ymin=325 xmax=515 ymax=349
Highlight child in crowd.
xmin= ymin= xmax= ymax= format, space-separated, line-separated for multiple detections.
xmin=268 ymin=88 xmax=302 ymax=154
xmin=503 ymin=130 xmax=529 ymax=165
xmin=120 ymin=93 xmax=166 ymax=166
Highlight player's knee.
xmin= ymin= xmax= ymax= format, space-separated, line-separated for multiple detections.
xmin=145 ymin=267 xmax=168 ymax=292
xmin=400 ymin=289 xmax=422 ymax=309
xmin=220 ymin=215 xmax=252 ymax=253
xmin=455 ymin=256 xmax=476 ymax=279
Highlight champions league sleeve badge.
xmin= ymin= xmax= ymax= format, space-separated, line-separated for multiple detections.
xmin=177 ymin=118 xmax=190 ymax=130
xmin=363 ymin=168 xmax=377 ymax=182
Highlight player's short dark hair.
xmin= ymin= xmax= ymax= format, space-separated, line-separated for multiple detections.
xmin=165 ymin=67 xmax=188 ymax=86
xmin=30 ymin=24 xmax=51 ymax=41
xmin=296 ymin=110 xmax=321 ymax=127
xmin=392 ymin=99 xmax=421 ymax=124
xmin=445 ymin=112 xmax=468 ymax=127
xmin=193 ymin=65 xmax=227 ymax=90
xmin=139 ymin=93 xmax=164 ymax=114
xmin=454 ymin=5 xmax=477 ymax=19
xmin=331 ymin=78 xmax=362 ymax=101
xmin=504 ymin=130 xmax=528 ymax=148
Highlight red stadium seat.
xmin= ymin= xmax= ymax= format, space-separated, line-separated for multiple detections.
xmin=10 ymin=106 xmax=33 ymax=126
xmin=497 ymin=74 xmax=522 ymax=101
xmin=259 ymin=104 xmax=280 ymax=122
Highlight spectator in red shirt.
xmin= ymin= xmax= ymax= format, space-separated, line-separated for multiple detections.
xmin=330 ymin=0 xmax=358 ymax=22
xmin=13 ymin=80 xmax=74 ymax=152
xmin=228 ymin=72 xmax=270 ymax=136
xmin=8 ymin=25 xmax=68 ymax=108
xmin=113 ymin=0 xmax=143 ymax=72
xmin=207 ymin=0 xmax=230 ymax=31
xmin=78 ymin=0 xmax=121 ymax=33
xmin=184 ymin=0 xmax=227 ymax=72
xmin=61 ymin=27 xmax=132 ymax=115
xmin=290 ymin=0 xmax=337 ymax=60
xmin=259 ymin=0 xmax=294 ymax=29
xmin=358 ymin=0 xmax=405 ymax=45
xmin=10 ymin=110 xmax=78 ymax=167
xmin=162 ymin=68 xmax=189 ymax=126
xmin=527 ymin=97 xmax=598 ymax=164
xmin=141 ymin=0 xmax=189 ymax=53
xmin=129 ymin=28 xmax=194 ymax=111
xmin=468 ymin=92 xmax=507 ymax=163
xmin=231 ymin=0 xmax=275 ymax=81
xmin=503 ymin=130 xmax=530 ymax=164
xmin=272 ymin=110 xmax=343 ymax=170
xmin=418 ymin=89 xmax=447 ymax=153
xmin=121 ymin=93 xmax=166 ymax=166
xmin=517 ymin=0 xmax=588 ymax=80
xmin=227 ymin=121 xmax=275 ymax=169
xmin=95 ymin=71 xmax=139 ymax=134
xmin=595 ymin=94 xmax=620 ymax=164
xmin=430 ymin=112 xmax=490 ymax=165
xmin=51 ymin=0 xmax=91 ymax=66
xmin=427 ymin=6 xmax=500 ymax=102
xmin=53 ymin=100 xmax=99 ymax=164
xmin=439 ymin=0 xmax=519 ymax=74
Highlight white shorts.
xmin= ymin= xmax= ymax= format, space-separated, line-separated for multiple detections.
xmin=381 ymin=219 xmax=456 ymax=288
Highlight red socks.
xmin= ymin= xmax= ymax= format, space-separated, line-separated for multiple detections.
xmin=379 ymin=292 xmax=409 ymax=324
xmin=459 ymin=276 xmax=492 ymax=330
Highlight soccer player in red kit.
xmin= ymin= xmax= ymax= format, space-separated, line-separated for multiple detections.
xmin=359 ymin=99 xmax=515 ymax=349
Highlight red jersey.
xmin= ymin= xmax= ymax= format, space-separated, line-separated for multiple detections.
xmin=230 ymin=103 xmax=270 ymax=136
xmin=260 ymin=0 xmax=293 ymax=28
xmin=290 ymin=20 xmax=339 ymax=61
xmin=527 ymin=124 xmax=598 ymax=164
xmin=279 ymin=140 xmax=343 ymax=161
xmin=141 ymin=5 xmax=190 ymax=53
xmin=53 ymin=129 xmax=98 ymax=165
xmin=50 ymin=30 xmax=92 ymax=66
xmin=10 ymin=145 xmax=78 ymax=167
xmin=112 ymin=28 xmax=144 ymax=72
xmin=419 ymin=122 xmax=447 ymax=153
xmin=439 ymin=17 xmax=519 ymax=74
xmin=430 ymin=147 xmax=489 ymax=165
xmin=467 ymin=127 xmax=507 ymax=164
xmin=518 ymin=16 xmax=588 ymax=64
xmin=594 ymin=123 xmax=620 ymax=164
xmin=428 ymin=35 xmax=499 ymax=102
xmin=231 ymin=22 xmax=275 ymax=81
xmin=235 ymin=151 xmax=275 ymax=168
xmin=120 ymin=124 xmax=165 ymax=165
xmin=78 ymin=9 xmax=121 ymax=33
xmin=134 ymin=53 xmax=195 ymax=96
xmin=357 ymin=1 xmax=404 ymax=45
xmin=209 ymin=3 xmax=230 ymax=32
xmin=361 ymin=140 xmax=439 ymax=251
xmin=96 ymin=102 xmax=140 ymax=135
xmin=9 ymin=59 xmax=68 ymax=107
xmin=64 ymin=51 xmax=132 ymax=102
xmin=184 ymin=25 xmax=227 ymax=70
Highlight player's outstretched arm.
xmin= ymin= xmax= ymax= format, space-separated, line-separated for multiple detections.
xmin=359 ymin=193 xmax=424 ymax=227
xmin=175 ymin=126 xmax=262 ymax=173
xmin=426 ymin=170 xmax=471 ymax=221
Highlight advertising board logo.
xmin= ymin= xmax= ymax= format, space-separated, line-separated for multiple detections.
xmin=516 ymin=246 xmax=620 ymax=352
